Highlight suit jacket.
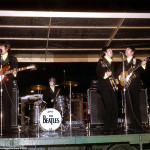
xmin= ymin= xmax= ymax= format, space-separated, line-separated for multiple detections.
xmin=0 ymin=54 xmax=18 ymax=86
xmin=96 ymin=58 xmax=115 ymax=92
xmin=43 ymin=86 xmax=61 ymax=108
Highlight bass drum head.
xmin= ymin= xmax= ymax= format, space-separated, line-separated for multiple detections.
xmin=40 ymin=108 xmax=62 ymax=131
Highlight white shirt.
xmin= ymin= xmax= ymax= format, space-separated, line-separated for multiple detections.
xmin=103 ymin=56 xmax=112 ymax=79
xmin=127 ymin=56 xmax=133 ymax=63
xmin=2 ymin=53 xmax=8 ymax=61
xmin=50 ymin=86 xmax=55 ymax=92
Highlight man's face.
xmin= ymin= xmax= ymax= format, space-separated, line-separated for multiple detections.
xmin=49 ymin=81 xmax=55 ymax=86
xmin=105 ymin=48 xmax=113 ymax=58
xmin=0 ymin=45 xmax=8 ymax=55
xmin=125 ymin=47 xmax=134 ymax=57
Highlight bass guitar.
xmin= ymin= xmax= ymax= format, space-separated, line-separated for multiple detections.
xmin=0 ymin=64 xmax=36 ymax=84
xmin=101 ymin=60 xmax=118 ymax=91
xmin=119 ymin=57 xmax=150 ymax=87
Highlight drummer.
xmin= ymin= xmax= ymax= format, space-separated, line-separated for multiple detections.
xmin=43 ymin=77 xmax=61 ymax=108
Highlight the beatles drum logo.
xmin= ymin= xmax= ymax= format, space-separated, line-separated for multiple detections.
xmin=40 ymin=108 xmax=62 ymax=131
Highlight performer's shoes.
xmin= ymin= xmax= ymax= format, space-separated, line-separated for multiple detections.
xmin=129 ymin=126 xmax=146 ymax=134
xmin=102 ymin=130 xmax=118 ymax=135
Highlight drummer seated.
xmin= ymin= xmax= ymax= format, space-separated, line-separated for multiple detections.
xmin=43 ymin=77 xmax=61 ymax=108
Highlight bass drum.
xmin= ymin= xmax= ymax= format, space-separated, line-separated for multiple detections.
xmin=40 ymin=108 xmax=62 ymax=131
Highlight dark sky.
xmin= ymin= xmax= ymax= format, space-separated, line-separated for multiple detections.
xmin=0 ymin=0 xmax=150 ymax=12
xmin=17 ymin=62 xmax=98 ymax=96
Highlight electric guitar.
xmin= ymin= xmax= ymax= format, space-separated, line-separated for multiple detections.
xmin=0 ymin=64 xmax=36 ymax=84
xmin=119 ymin=57 xmax=150 ymax=87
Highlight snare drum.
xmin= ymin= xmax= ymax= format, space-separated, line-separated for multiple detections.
xmin=40 ymin=108 xmax=62 ymax=131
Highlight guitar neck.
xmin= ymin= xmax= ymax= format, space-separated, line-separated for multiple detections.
xmin=130 ymin=57 xmax=148 ymax=73
xmin=5 ymin=66 xmax=34 ymax=75
xmin=130 ymin=63 xmax=141 ymax=73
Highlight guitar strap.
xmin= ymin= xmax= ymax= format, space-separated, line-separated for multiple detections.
xmin=103 ymin=58 xmax=115 ymax=75
xmin=125 ymin=57 xmax=133 ymax=69
xmin=0 ymin=54 xmax=14 ymax=67
xmin=8 ymin=55 xmax=12 ymax=65
xmin=0 ymin=56 xmax=9 ymax=67
xmin=133 ymin=58 xmax=136 ymax=66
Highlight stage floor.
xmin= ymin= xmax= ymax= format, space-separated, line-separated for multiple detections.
xmin=0 ymin=125 xmax=150 ymax=150
xmin=2 ymin=123 xmax=150 ymax=138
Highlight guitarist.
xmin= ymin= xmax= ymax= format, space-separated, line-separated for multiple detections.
xmin=96 ymin=47 xmax=118 ymax=134
xmin=0 ymin=41 xmax=18 ymax=132
xmin=117 ymin=46 xmax=147 ymax=132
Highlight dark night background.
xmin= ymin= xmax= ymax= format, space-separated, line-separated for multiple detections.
xmin=0 ymin=0 xmax=150 ymax=12
xmin=16 ymin=61 xmax=150 ymax=106
xmin=17 ymin=62 xmax=98 ymax=96
xmin=1 ymin=0 xmax=150 ymax=102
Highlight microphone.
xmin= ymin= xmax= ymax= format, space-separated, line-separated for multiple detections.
xmin=119 ymin=52 xmax=124 ymax=55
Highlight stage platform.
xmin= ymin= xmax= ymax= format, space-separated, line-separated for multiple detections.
xmin=0 ymin=126 xmax=150 ymax=150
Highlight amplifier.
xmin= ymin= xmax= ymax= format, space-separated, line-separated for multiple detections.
xmin=87 ymin=88 xmax=104 ymax=124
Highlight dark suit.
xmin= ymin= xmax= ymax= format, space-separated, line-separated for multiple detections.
xmin=43 ymin=86 xmax=60 ymax=108
xmin=0 ymin=54 xmax=18 ymax=130
xmin=117 ymin=58 xmax=144 ymax=129
xmin=96 ymin=58 xmax=118 ymax=131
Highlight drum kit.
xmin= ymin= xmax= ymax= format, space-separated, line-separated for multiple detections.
xmin=29 ymin=81 xmax=78 ymax=134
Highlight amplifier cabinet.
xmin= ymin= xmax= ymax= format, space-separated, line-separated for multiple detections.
xmin=87 ymin=88 xmax=104 ymax=124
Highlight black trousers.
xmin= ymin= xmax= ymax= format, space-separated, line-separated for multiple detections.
xmin=125 ymin=88 xmax=142 ymax=128
xmin=0 ymin=81 xmax=13 ymax=131
xmin=100 ymin=90 xmax=118 ymax=131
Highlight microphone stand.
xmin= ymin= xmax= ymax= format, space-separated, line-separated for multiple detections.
xmin=37 ymin=89 xmax=40 ymax=138
xmin=120 ymin=52 xmax=128 ymax=132
xmin=69 ymin=83 xmax=72 ymax=136
xmin=0 ymin=53 xmax=3 ymax=135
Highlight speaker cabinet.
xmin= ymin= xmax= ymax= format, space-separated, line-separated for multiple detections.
xmin=71 ymin=99 xmax=83 ymax=121
xmin=127 ymin=89 xmax=149 ymax=125
xmin=140 ymin=89 xmax=149 ymax=124
xmin=11 ymin=87 xmax=19 ymax=129
xmin=63 ymin=98 xmax=83 ymax=124
xmin=87 ymin=88 xmax=104 ymax=124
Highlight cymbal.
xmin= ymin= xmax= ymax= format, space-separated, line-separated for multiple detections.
xmin=62 ymin=81 xmax=78 ymax=86
xmin=31 ymin=85 xmax=47 ymax=91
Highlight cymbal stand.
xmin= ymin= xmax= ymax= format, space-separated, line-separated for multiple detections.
xmin=60 ymin=107 xmax=64 ymax=134
xmin=120 ymin=52 xmax=128 ymax=132
xmin=37 ymin=89 xmax=40 ymax=137
xmin=0 ymin=54 xmax=2 ymax=135
xmin=69 ymin=83 xmax=72 ymax=136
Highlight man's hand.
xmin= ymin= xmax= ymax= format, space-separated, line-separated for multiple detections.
xmin=120 ymin=76 xmax=125 ymax=82
xmin=115 ymin=79 xmax=119 ymax=85
xmin=12 ymin=68 xmax=17 ymax=77
xmin=106 ymin=71 xmax=112 ymax=77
